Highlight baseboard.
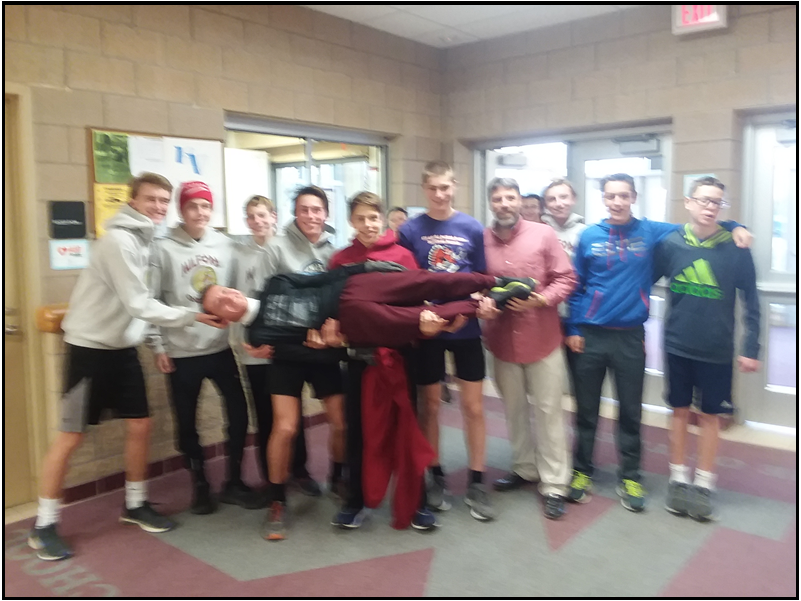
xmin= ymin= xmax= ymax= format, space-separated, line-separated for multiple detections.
xmin=62 ymin=413 xmax=329 ymax=505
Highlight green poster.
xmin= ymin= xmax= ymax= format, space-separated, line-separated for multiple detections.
xmin=92 ymin=130 xmax=132 ymax=184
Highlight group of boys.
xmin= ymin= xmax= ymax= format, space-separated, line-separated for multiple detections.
xmin=28 ymin=160 xmax=759 ymax=561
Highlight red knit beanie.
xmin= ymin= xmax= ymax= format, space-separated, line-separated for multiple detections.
xmin=179 ymin=181 xmax=214 ymax=212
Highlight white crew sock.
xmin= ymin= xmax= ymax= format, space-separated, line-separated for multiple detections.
xmin=669 ymin=463 xmax=690 ymax=484
xmin=694 ymin=468 xmax=717 ymax=491
xmin=35 ymin=497 xmax=61 ymax=529
xmin=125 ymin=480 xmax=147 ymax=510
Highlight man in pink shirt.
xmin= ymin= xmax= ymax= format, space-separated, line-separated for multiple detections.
xmin=482 ymin=178 xmax=577 ymax=520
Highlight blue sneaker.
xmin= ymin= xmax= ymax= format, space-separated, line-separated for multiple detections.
xmin=411 ymin=508 xmax=440 ymax=531
xmin=331 ymin=507 xmax=369 ymax=529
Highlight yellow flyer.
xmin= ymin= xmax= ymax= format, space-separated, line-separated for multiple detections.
xmin=94 ymin=183 xmax=130 ymax=237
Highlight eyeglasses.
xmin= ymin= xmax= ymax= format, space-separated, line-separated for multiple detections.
xmin=690 ymin=196 xmax=729 ymax=209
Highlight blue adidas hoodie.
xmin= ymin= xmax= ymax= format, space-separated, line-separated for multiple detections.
xmin=566 ymin=217 xmax=741 ymax=336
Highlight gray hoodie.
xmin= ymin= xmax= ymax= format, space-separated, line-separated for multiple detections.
xmin=541 ymin=212 xmax=587 ymax=318
xmin=62 ymin=204 xmax=196 ymax=350
xmin=264 ymin=220 xmax=337 ymax=276
xmin=148 ymin=225 xmax=236 ymax=358
xmin=230 ymin=236 xmax=272 ymax=366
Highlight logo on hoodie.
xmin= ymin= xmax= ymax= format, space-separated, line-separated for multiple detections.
xmin=670 ymin=259 xmax=723 ymax=300
xmin=188 ymin=266 xmax=218 ymax=303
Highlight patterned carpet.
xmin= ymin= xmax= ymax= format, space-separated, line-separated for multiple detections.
xmin=4 ymin=395 xmax=797 ymax=597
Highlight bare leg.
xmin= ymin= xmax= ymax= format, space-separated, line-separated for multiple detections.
xmin=39 ymin=432 xmax=85 ymax=499
xmin=696 ymin=413 xmax=720 ymax=472
xmin=267 ymin=395 xmax=300 ymax=485
xmin=421 ymin=383 xmax=442 ymax=464
xmin=323 ymin=394 xmax=346 ymax=463
xmin=669 ymin=407 xmax=691 ymax=466
xmin=124 ymin=417 xmax=152 ymax=482
xmin=459 ymin=379 xmax=486 ymax=471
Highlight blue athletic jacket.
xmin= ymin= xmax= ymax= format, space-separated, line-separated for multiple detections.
xmin=566 ymin=217 xmax=741 ymax=336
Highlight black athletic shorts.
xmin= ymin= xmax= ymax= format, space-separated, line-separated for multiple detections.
xmin=665 ymin=353 xmax=734 ymax=415
xmin=414 ymin=337 xmax=486 ymax=385
xmin=61 ymin=343 xmax=149 ymax=432
xmin=270 ymin=358 xmax=344 ymax=399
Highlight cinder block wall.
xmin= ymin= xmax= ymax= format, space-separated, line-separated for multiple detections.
xmin=441 ymin=4 xmax=796 ymax=221
xmin=5 ymin=4 xmax=797 ymax=490
xmin=4 ymin=4 xmax=444 ymax=489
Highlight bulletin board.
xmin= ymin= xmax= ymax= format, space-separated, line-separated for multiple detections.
xmin=88 ymin=128 xmax=226 ymax=236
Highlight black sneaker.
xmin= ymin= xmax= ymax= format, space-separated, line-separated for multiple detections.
xmin=331 ymin=506 xmax=369 ymax=529
xmin=488 ymin=280 xmax=534 ymax=310
xmin=28 ymin=524 xmax=73 ymax=561
xmin=493 ymin=472 xmax=530 ymax=492
xmin=495 ymin=276 xmax=537 ymax=290
xmin=219 ymin=481 xmax=267 ymax=510
xmin=120 ymin=502 xmax=177 ymax=533
xmin=263 ymin=501 xmax=288 ymax=541
xmin=543 ymin=494 xmax=566 ymax=520
xmin=292 ymin=476 xmax=322 ymax=497
xmin=411 ymin=508 xmax=440 ymax=531
xmin=191 ymin=481 xmax=217 ymax=515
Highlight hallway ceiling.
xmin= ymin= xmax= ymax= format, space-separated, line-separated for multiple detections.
xmin=304 ymin=4 xmax=634 ymax=48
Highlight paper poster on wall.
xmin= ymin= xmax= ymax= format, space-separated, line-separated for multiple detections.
xmin=49 ymin=239 xmax=90 ymax=270
xmin=128 ymin=135 xmax=164 ymax=177
xmin=224 ymin=148 xmax=271 ymax=236
xmin=162 ymin=137 xmax=225 ymax=230
xmin=93 ymin=183 xmax=131 ymax=237
xmin=92 ymin=131 xmax=132 ymax=184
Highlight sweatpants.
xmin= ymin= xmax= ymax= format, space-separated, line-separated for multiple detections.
xmin=244 ymin=363 xmax=310 ymax=483
xmin=343 ymin=348 xmax=426 ymax=511
xmin=168 ymin=348 xmax=249 ymax=483
xmin=492 ymin=347 xmax=570 ymax=497
xmin=339 ymin=271 xmax=497 ymax=348
xmin=572 ymin=325 xmax=646 ymax=483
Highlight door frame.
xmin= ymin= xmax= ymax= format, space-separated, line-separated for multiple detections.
xmin=5 ymin=84 xmax=47 ymax=500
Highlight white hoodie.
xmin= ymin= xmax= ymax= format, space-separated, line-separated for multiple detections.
xmin=541 ymin=212 xmax=587 ymax=318
xmin=264 ymin=220 xmax=337 ymax=276
xmin=230 ymin=236 xmax=272 ymax=366
xmin=62 ymin=204 xmax=196 ymax=350
xmin=148 ymin=225 xmax=236 ymax=358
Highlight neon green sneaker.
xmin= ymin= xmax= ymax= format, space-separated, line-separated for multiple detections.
xmin=568 ymin=470 xmax=592 ymax=504
xmin=617 ymin=479 xmax=646 ymax=512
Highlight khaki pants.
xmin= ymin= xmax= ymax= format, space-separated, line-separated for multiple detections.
xmin=492 ymin=347 xmax=570 ymax=497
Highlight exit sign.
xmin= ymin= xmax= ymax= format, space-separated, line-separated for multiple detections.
xmin=672 ymin=5 xmax=728 ymax=35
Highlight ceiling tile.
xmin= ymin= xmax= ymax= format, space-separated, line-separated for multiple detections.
xmin=394 ymin=5 xmax=526 ymax=26
xmin=413 ymin=26 xmax=481 ymax=48
xmin=364 ymin=11 xmax=444 ymax=38
xmin=302 ymin=5 xmax=398 ymax=22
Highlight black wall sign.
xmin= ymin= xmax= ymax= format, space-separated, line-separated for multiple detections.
xmin=49 ymin=201 xmax=87 ymax=239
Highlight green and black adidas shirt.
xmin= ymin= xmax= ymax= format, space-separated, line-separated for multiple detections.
xmin=653 ymin=224 xmax=760 ymax=364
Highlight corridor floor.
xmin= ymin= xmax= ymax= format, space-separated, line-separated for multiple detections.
xmin=4 ymin=395 xmax=797 ymax=598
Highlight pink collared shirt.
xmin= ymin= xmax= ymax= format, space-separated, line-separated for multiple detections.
xmin=483 ymin=219 xmax=577 ymax=364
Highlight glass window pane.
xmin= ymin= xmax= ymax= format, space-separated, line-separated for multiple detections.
xmin=766 ymin=303 xmax=797 ymax=389
xmin=644 ymin=295 xmax=665 ymax=374
xmin=492 ymin=142 xmax=568 ymax=194
xmin=584 ymin=157 xmax=666 ymax=225
xmin=770 ymin=140 xmax=796 ymax=274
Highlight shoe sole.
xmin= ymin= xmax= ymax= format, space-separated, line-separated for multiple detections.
xmin=665 ymin=505 xmax=688 ymax=517
xmin=265 ymin=532 xmax=285 ymax=541
xmin=119 ymin=516 xmax=175 ymax=533
xmin=616 ymin=487 xmax=645 ymax=513
xmin=688 ymin=512 xmax=716 ymax=523
xmin=426 ymin=498 xmax=452 ymax=512
xmin=464 ymin=499 xmax=495 ymax=521
xmin=568 ymin=492 xmax=592 ymax=504
xmin=28 ymin=538 xmax=72 ymax=561
xmin=411 ymin=521 xmax=440 ymax=531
